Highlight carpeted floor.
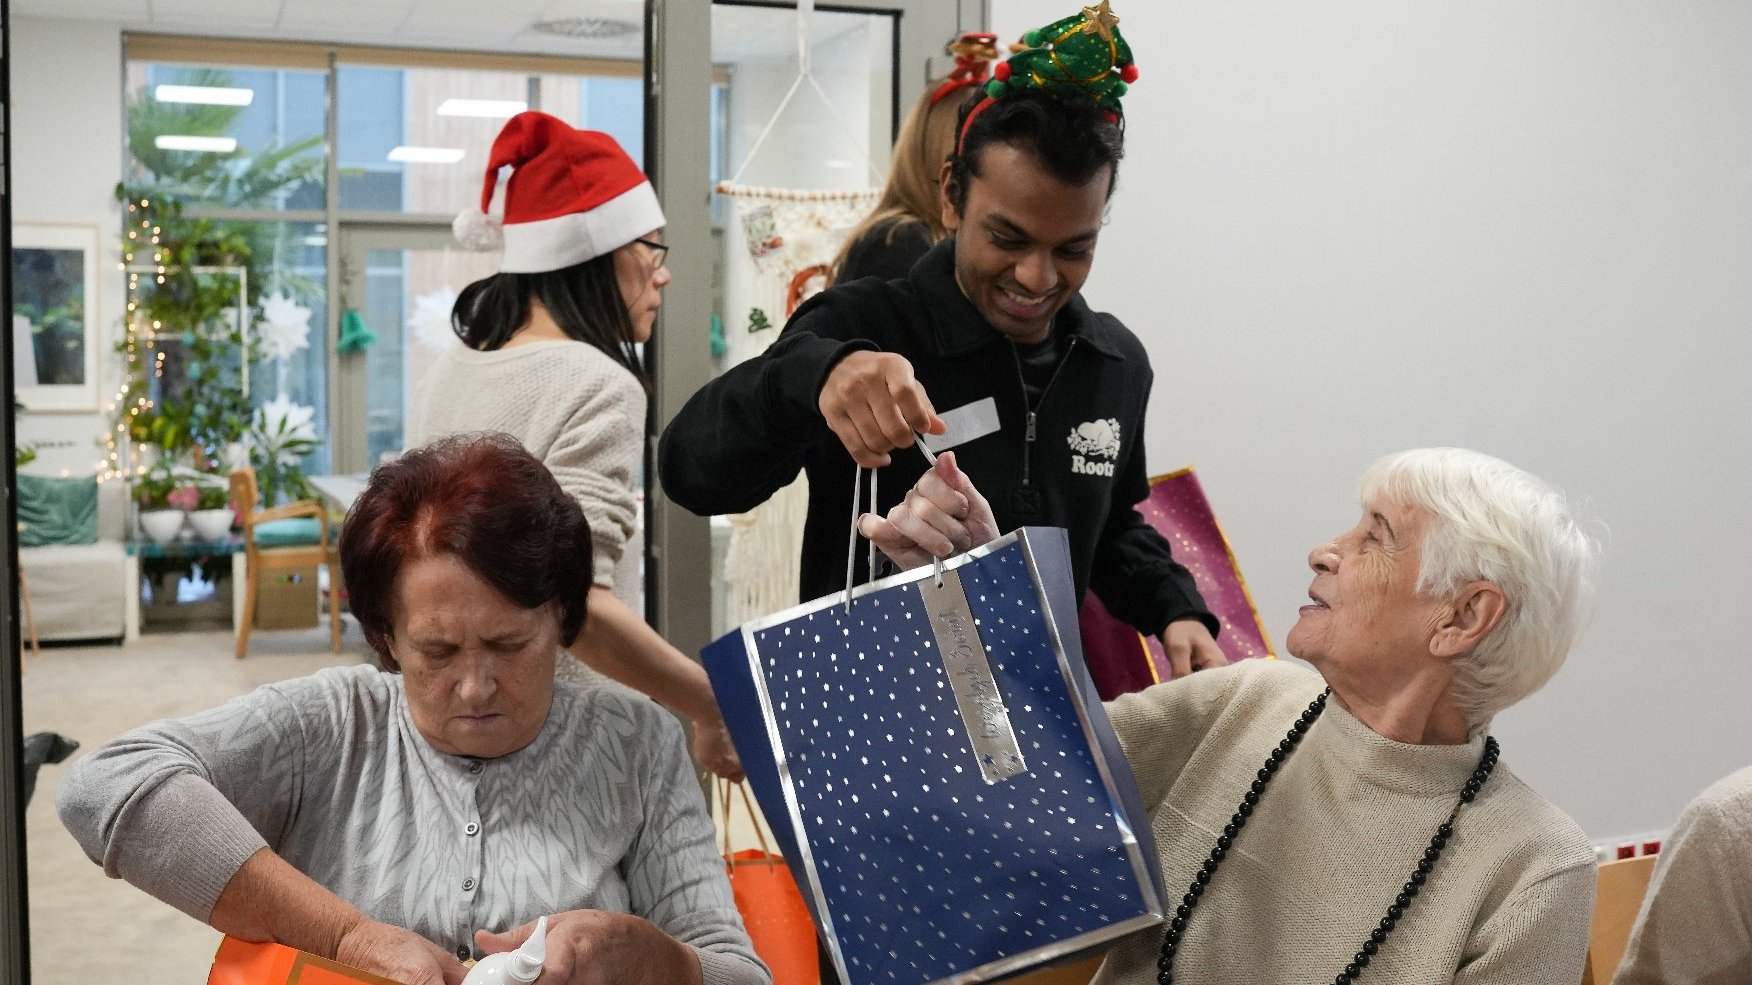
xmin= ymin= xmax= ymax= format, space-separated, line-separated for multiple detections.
xmin=19 ymin=625 xmax=365 ymax=985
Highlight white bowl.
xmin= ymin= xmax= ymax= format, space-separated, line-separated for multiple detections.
xmin=188 ymin=508 xmax=236 ymax=541
xmin=139 ymin=509 xmax=188 ymax=544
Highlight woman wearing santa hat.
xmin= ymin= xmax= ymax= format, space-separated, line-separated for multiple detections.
xmin=409 ymin=111 xmax=740 ymax=779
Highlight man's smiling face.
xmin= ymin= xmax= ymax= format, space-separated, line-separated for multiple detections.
xmin=941 ymin=141 xmax=1109 ymax=344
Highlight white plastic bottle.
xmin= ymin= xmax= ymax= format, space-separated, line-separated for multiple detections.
xmin=460 ymin=915 xmax=548 ymax=985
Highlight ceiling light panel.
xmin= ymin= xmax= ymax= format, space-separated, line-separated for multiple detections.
xmin=154 ymin=84 xmax=255 ymax=106
xmin=436 ymin=98 xmax=528 ymax=119
xmin=154 ymin=135 xmax=239 ymax=153
xmin=389 ymin=146 xmax=467 ymax=164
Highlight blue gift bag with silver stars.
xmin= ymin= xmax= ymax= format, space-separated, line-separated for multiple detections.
xmin=705 ymin=526 xmax=1165 ymax=985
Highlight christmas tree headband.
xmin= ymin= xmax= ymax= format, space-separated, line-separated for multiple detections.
xmin=930 ymin=32 xmax=1002 ymax=107
xmin=957 ymin=1 xmax=1137 ymax=154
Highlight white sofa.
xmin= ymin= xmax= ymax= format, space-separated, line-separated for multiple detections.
xmin=20 ymin=477 xmax=128 ymax=642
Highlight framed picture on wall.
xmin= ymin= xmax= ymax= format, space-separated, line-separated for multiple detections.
xmin=13 ymin=223 xmax=100 ymax=412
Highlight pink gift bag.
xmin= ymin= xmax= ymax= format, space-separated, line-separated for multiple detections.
xmin=1079 ymin=466 xmax=1273 ymax=699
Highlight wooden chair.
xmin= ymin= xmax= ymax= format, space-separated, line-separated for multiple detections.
xmin=228 ymin=468 xmax=342 ymax=659
xmin=1005 ymin=955 xmax=1106 ymax=985
xmin=1581 ymin=853 xmax=1659 ymax=985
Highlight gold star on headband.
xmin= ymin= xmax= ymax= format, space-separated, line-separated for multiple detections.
xmin=1079 ymin=0 xmax=1121 ymax=42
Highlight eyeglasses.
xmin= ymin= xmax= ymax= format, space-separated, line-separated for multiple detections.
xmin=635 ymin=238 xmax=669 ymax=270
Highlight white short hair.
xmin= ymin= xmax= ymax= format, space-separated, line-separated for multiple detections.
xmin=1359 ymin=448 xmax=1600 ymax=733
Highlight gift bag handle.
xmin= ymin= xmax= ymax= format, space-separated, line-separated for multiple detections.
xmin=843 ymin=435 xmax=947 ymax=609
xmin=719 ymin=778 xmax=777 ymax=870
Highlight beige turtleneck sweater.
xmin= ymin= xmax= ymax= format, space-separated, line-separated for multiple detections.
xmin=1096 ymin=659 xmax=1596 ymax=985
xmin=1613 ymin=765 xmax=1752 ymax=985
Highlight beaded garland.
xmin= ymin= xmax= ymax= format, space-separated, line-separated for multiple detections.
xmin=1155 ymin=689 xmax=1501 ymax=985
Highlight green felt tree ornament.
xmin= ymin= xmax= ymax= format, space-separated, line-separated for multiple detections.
xmin=987 ymin=1 xmax=1137 ymax=118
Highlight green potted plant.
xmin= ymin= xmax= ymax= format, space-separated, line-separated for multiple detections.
xmin=252 ymin=394 xmax=318 ymax=507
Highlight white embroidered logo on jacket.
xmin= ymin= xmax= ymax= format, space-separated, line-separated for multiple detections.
xmin=1067 ymin=418 xmax=1121 ymax=476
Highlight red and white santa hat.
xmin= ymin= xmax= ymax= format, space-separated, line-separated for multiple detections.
xmin=453 ymin=111 xmax=665 ymax=273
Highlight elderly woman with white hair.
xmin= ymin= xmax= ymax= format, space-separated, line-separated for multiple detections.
xmin=865 ymin=447 xmax=1601 ymax=984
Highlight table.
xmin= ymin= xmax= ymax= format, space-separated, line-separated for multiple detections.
xmin=308 ymin=473 xmax=370 ymax=514
xmin=124 ymin=535 xmax=247 ymax=642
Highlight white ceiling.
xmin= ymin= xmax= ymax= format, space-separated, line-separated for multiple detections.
xmin=15 ymin=0 xmax=653 ymax=59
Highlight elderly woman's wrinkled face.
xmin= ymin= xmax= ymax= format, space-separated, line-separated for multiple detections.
xmin=1286 ymin=497 xmax=1449 ymax=673
xmin=389 ymin=553 xmax=560 ymax=759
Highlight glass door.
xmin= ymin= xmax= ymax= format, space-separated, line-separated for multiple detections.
xmin=334 ymin=225 xmax=501 ymax=472
xmin=647 ymin=0 xmax=982 ymax=652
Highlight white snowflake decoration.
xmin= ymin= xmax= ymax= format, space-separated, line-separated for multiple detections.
xmin=408 ymin=287 xmax=460 ymax=352
xmin=257 ymin=291 xmax=312 ymax=363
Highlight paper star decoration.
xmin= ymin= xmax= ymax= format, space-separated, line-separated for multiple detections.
xmin=408 ymin=287 xmax=460 ymax=352
xmin=257 ymin=291 xmax=313 ymax=363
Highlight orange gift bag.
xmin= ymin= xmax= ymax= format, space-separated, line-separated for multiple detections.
xmin=720 ymin=780 xmax=819 ymax=985
xmin=208 ymin=936 xmax=410 ymax=985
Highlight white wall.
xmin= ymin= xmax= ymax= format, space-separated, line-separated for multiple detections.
xmin=722 ymin=19 xmax=888 ymax=192
xmin=993 ymin=0 xmax=1752 ymax=841
xmin=13 ymin=16 xmax=126 ymax=478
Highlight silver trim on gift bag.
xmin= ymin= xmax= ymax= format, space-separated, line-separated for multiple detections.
xmin=918 ymin=566 xmax=1027 ymax=784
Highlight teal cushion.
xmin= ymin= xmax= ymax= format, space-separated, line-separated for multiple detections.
xmin=18 ymin=474 xmax=98 ymax=547
xmin=253 ymin=517 xmax=327 ymax=547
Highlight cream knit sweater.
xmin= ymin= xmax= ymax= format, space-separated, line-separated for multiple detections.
xmin=1613 ymin=765 xmax=1752 ymax=985
xmin=408 ymin=340 xmax=644 ymax=600
xmin=1097 ymin=660 xmax=1596 ymax=985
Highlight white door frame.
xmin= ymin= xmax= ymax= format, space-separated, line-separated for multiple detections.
xmin=646 ymin=0 xmax=988 ymax=654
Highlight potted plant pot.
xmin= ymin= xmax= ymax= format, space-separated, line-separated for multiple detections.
xmin=139 ymin=508 xmax=188 ymax=544
xmin=188 ymin=508 xmax=236 ymax=541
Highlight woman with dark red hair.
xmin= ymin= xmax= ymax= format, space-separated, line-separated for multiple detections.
xmin=59 ymin=434 xmax=769 ymax=985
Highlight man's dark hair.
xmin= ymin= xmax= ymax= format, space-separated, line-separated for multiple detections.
xmin=946 ymin=88 xmax=1125 ymax=214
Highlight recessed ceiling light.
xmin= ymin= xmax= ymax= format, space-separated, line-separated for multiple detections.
xmin=154 ymin=84 xmax=254 ymax=106
xmin=436 ymin=98 xmax=528 ymax=119
xmin=154 ymin=135 xmax=238 ymax=153
xmin=389 ymin=145 xmax=466 ymax=164
xmin=530 ymin=16 xmax=640 ymax=39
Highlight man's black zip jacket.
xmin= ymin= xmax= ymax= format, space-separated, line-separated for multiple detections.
xmin=657 ymin=240 xmax=1217 ymax=639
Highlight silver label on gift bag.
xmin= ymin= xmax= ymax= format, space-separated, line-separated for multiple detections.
xmin=919 ymin=569 xmax=1028 ymax=784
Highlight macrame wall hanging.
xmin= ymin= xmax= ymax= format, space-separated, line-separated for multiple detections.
xmin=712 ymin=0 xmax=883 ymax=628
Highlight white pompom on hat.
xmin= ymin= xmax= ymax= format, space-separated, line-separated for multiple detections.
xmin=454 ymin=111 xmax=665 ymax=273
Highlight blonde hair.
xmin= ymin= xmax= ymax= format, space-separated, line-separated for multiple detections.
xmin=830 ymin=81 xmax=979 ymax=282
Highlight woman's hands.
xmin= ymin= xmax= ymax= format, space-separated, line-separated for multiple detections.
xmin=690 ymin=713 xmax=744 ymax=783
xmin=211 ymin=850 xmax=467 ymax=985
xmin=334 ymin=920 xmax=468 ymax=985
xmin=477 ymin=910 xmax=702 ymax=985
xmin=858 ymin=451 xmax=999 ymax=569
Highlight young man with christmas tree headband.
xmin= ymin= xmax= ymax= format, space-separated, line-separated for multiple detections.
xmin=660 ymin=1 xmax=1228 ymax=676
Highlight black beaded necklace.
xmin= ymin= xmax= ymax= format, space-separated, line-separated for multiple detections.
xmin=1156 ymin=689 xmax=1500 ymax=985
